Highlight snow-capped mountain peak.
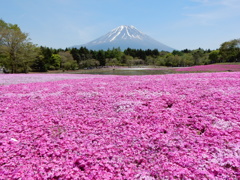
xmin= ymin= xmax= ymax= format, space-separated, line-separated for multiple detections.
xmin=73 ymin=25 xmax=174 ymax=51
xmin=92 ymin=25 xmax=145 ymax=44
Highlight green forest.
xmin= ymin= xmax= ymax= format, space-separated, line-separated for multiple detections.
xmin=1 ymin=19 xmax=240 ymax=73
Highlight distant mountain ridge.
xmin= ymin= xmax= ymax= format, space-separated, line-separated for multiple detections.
xmin=73 ymin=25 xmax=174 ymax=52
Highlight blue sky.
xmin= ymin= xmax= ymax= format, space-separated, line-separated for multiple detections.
xmin=1 ymin=0 xmax=240 ymax=50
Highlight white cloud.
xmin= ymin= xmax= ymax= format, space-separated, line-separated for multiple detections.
xmin=220 ymin=0 xmax=240 ymax=7
xmin=184 ymin=0 xmax=240 ymax=25
xmin=190 ymin=0 xmax=240 ymax=7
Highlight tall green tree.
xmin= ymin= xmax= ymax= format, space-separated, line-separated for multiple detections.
xmin=58 ymin=51 xmax=77 ymax=70
xmin=49 ymin=54 xmax=61 ymax=70
xmin=209 ymin=50 xmax=220 ymax=64
xmin=18 ymin=42 xmax=39 ymax=73
xmin=0 ymin=19 xmax=38 ymax=73
xmin=0 ymin=19 xmax=7 ymax=44
xmin=191 ymin=48 xmax=208 ymax=65
xmin=96 ymin=50 xmax=106 ymax=66
xmin=70 ymin=48 xmax=80 ymax=64
xmin=79 ymin=59 xmax=100 ymax=68
xmin=31 ymin=54 xmax=47 ymax=72
xmin=219 ymin=39 xmax=240 ymax=62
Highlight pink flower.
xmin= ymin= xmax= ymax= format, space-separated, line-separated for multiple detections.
xmin=0 ymin=72 xmax=239 ymax=179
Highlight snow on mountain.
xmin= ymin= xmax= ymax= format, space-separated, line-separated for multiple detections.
xmin=73 ymin=25 xmax=174 ymax=51
xmin=91 ymin=25 xmax=144 ymax=43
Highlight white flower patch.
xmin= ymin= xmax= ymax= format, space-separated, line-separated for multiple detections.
xmin=212 ymin=118 xmax=234 ymax=130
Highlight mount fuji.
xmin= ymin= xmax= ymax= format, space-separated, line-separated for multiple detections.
xmin=73 ymin=25 xmax=174 ymax=52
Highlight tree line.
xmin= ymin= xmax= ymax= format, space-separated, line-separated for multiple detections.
xmin=1 ymin=19 xmax=240 ymax=73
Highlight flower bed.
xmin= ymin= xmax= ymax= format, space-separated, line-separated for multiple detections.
xmin=175 ymin=64 xmax=240 ymax=72
xmin=0 ymin=73 xmax=239 ymax=179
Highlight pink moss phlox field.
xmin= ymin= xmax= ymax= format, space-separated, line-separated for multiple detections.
xmin=0 ymin=73 xmax=240 ymax=179
xmin=176 ymin=64 xmax=240 ymax=72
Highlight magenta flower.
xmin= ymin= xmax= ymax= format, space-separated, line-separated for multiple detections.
xmin=0 ymin=72 xmax=239 ymax=179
